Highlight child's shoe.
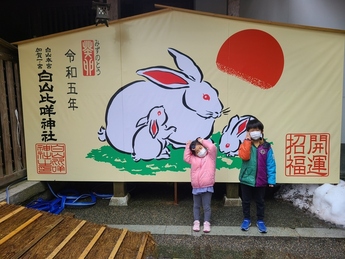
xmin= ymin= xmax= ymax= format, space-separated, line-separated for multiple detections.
xmin=203 ymin=221 xmax=211 ymax=233
xmin=256 ymin=220 xmax=267 ymax=233
xmin=193 ymin=220 xmax=200 ymax=232
xmin=240 ymin=219 xmax=251 ymax=231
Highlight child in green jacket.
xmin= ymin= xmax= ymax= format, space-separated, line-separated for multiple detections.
xmin=238 ymin=119 xmax=276 ymax=233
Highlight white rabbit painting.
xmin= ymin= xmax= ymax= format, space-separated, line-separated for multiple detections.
xmin=132 ymin=105 xmax=176 ymax=161
xmin=219 ymin=114 xmax=256 ymax=157
xmin=98 ymin=48 xmax=229 ymax=160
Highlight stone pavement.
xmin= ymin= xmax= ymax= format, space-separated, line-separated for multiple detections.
xmin=108 ymin=224 xmax=345 ymax=238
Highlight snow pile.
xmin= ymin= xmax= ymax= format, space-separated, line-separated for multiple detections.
xmin=310 ymin=180 xmax=345 ymax=227
xmin=275 ymin=180 xmax=345 ymax=227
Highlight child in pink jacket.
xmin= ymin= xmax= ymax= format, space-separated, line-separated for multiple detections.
xmin=184 ymin=137 xmax=217 ymax=233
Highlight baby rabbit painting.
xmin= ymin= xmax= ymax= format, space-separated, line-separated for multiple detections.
xmin=219 ymin=115 xmax=256 ymax=157
xmin=131 ymin=105 xmax=176 ymax=161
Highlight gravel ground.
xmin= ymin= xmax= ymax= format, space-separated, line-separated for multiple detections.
xmin=25 ymin=182 xmax=345 ymax=259
xmin=59 ymin=182 xmax=337 ymax=228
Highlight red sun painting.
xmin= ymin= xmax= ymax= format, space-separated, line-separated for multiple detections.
xmin=216 ymin=29 xmax=284 ymax=89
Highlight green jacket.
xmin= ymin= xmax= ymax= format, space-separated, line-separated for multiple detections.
xmin=239 ymin=140 xmax=276 ymax=187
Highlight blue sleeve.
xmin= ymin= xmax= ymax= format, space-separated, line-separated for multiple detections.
xmin=267 ymin=148 xmax=276 ymax=185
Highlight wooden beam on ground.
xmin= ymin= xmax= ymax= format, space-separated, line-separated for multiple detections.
xmin=46 ymin=220 xmax=86 ymax=259
xmin=78 ymin=226 xmax=106 ymax=259
xmin=0 ymin=213 xmax=42 ymax=245
xmin=0 ymin=206 xmax=25 ymax=223
xmin=136 ymin=233 xmax=149 ymax=259
xmin=108 ymin=228 xmax=128 ymax=259
xmin=11 ymin=217 xmax=65 ymax=259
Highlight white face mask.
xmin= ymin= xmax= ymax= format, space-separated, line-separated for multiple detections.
xmin=250 ymin=131 xmax=262 ymax=140
xmin=197 ymin=147 xmax=207 ymax=158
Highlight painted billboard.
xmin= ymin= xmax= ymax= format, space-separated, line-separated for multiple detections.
xmin=16 ymin=8 xmax=345 ymax=183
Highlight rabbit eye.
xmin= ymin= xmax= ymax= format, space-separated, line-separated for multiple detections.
xmin=225 ymin=143 xmax=230 ymax=148
xmin=203 ymin=94 xmax=210 ymax=101
xmin=157 ymin=111 xmax=162 ymax=116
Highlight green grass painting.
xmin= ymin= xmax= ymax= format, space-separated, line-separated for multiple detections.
xmin=86 ymin=132 xmax=242 ymax=176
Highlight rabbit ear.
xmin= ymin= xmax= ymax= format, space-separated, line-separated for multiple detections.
xmin=234 ymin=120 xmax=248 ymax=137
xmin=137 ymin=67 xmax=190 ymax=89
xmin=223 ymin=115 xmax=240 ymax=133
xmin=149 ymin=119 xmax=158 ymax=138
xmin=232 ymin=115 xmax=256 ymax=136
xmin=168 ymin=48 xmax=203 ymax=83
xmin=136 ymin=116 xmax=148 ymax=127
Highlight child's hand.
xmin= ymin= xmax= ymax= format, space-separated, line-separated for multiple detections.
xmin=197 ymin=137 xmax=203 ymax=143
xmin=186 ymin=140 xmax=191 ymax=145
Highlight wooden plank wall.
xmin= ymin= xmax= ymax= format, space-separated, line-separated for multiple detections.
xmin=0 ymin=39 xmax=26 ymax=188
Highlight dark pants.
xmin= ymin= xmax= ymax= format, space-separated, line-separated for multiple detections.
xmin=240 ymin=183 xmax=266 ymax=221
xmin=193 ymin=192 xmax=212 ymax=222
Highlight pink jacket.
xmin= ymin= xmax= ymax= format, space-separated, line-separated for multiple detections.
xmin=183 ymin=139 xmax=217 ymax=189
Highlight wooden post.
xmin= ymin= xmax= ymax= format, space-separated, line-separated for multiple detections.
xmin=227 ymin=0 xmax=240 ymax=17
xmin=174 ymin=182 xmax=178 ymax=205
xmin=113 ymin=182 xmax=126 ymax=197
xmin=107 ymin=0 xmax=119 ymax=20
xmin=224 ymin=183 xmax=241 ymax=206
xmin=109 ymin=182 xmax=129 ymax=206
